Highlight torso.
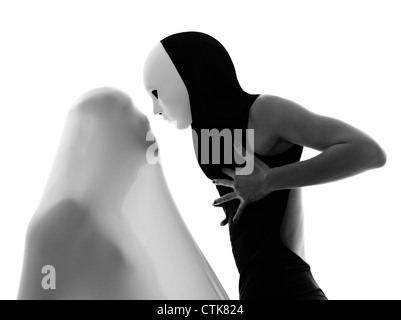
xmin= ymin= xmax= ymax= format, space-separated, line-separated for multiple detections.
xmin=192 ymin=91 xmax=323 ymax=299
xmin=247 ymin=94 xmax=306 ymax=261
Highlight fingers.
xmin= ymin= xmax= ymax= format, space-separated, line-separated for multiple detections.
xmin=213 ymin=191 xmax=238 ymax=206
xmin=233 ymin=202 xmax=247 ymax=223
xmin=218 ymin=202 xmax=247 ymax=226
xmin=213 ymin=178 xmax=234 ymax=188
xmin=211 ymin=202 xmax=228 ymax=226
xmin=221 ymin=168 xmax=235 ymax=179
xmin=220 ymin=218 xmax=228 ymax=226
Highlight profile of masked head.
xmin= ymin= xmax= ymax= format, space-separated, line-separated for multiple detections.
xmin=143 ymin=32 xmax=258 ymax=180
xmin=17 ymin=87 xmax=228 ymax=300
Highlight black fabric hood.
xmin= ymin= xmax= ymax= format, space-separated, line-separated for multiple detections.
xmin=161 ymin=31 xmax=260 ymax=179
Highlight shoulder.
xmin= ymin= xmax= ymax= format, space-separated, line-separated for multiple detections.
xmin=20 ymin=199 xmax=128 ymax=299
xmin=27 ymin=199 xmax=92 ymax=248
xmin=19 ymin=199 xmax=93 ymax=299
xmin=249 ymin=94 xmax=316 ymax=134
xmin=26 ymin=198 xmax=124 ymax=274
xmin=250 ymin=94 xmax=305 ymax=121
xmin=249 ymin=95 xmax=295 ymax=137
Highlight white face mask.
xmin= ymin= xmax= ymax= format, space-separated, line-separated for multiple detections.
xmin=143 ymin=42 xmax=192 ymax=130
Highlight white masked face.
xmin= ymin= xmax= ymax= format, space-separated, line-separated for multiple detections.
xmin=143 ymin=42 xmax=192 ymax=130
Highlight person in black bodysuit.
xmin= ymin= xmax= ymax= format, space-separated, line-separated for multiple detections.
xmin=143 ymin=32 xmax=387 ymax=300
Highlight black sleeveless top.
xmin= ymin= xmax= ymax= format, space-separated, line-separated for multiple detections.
xmin=216 ymin=143 xmax=304 ymax=273
xmin=207 ymin=103 xmax=324 ymax=299
xmin=210 ymin=116 xmax=325 ymax=299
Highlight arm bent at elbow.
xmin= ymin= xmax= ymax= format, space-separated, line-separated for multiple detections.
xmin=253 ymin=95 xmax=387 ymax=191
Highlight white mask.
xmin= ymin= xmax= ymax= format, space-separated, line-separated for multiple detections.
xmin=143 ymin=42 xmax=192 ymax=130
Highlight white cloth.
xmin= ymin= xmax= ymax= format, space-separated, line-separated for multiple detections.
xmin=18 ymin=88 xmax=228 ymax=300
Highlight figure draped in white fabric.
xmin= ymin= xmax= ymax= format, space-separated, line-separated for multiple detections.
xmin=18 ymin=87 xmax=228 ymax=300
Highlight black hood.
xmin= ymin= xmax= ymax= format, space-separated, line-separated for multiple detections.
xmin=160 ymin=31 xmax=259 ymax=179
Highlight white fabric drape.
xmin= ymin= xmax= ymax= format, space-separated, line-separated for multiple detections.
xmin=18 ymin=88 xmax=228 ymax=300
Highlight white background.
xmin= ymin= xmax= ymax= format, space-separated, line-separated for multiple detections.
xmin=0 ymin=0 xmax=399 ymax=300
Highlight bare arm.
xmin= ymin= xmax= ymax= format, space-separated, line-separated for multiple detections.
xmin=257 ymin=95 xmax=387 ymax=192
xmin=213 ymin=95 xmax=387 ymax=223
